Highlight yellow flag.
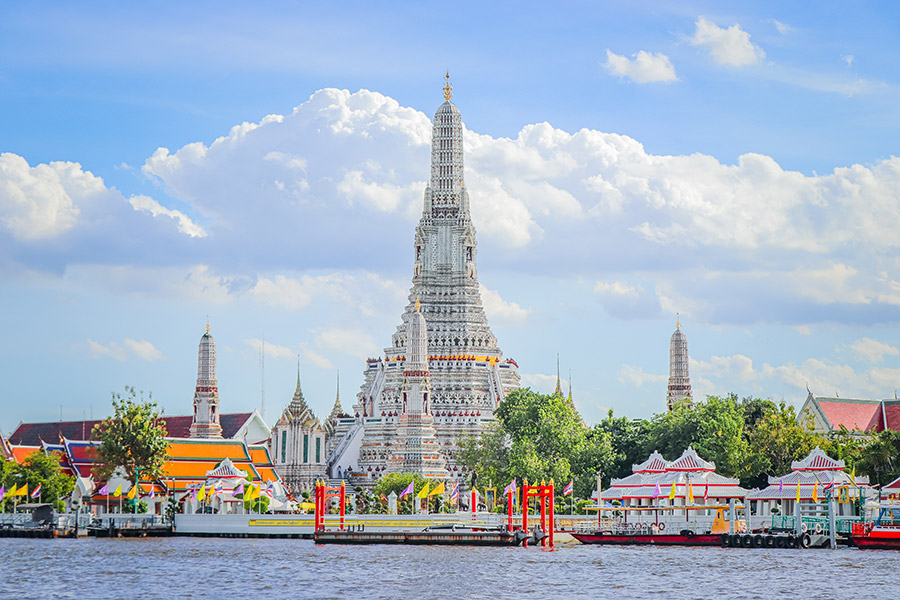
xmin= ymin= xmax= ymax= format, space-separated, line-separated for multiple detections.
xmin=687 ymin=481 xmax=694 ymax=503
xmin=430 ymin=482 xmax=445 ymax=496
xmin=113 ymin=484 xmax=122 ymax=497
xmin=127 ymin=485 xmax=137 ymax=500
xmin=197 ymin=485 xmax=206 ymax=501
xmin=250 ymin=483 xmax=261 ymax=500
xmin=812 ymin=481 xmax=818 ymax=502
xmin=417 ymin=483 xmax=430 ymax=499
xmin=796 ymin=480 xmax=801 ymax=503
xmin=849 ymin=466 xmax=857 ymax=486
xmin=669 ymin=480 xmax=677 ymax=500
xmin=13 ymin=483 xmax=27 ymax=497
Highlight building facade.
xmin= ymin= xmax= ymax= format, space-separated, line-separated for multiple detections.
xmin=328 ymin=77 xmax=520 ymax=487
xmin=269 ymin=368 xmax=328 ymax=494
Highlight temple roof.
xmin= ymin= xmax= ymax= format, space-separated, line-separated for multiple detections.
xmin=8 ymin=413 xmax=255 ymax=445
xmin=791 ymin=446 xmax=844 ymax=471
xmin=884 ymin=475 xmax=900 ymax=492
xmin=633 ymin=450 xmax=668 ymax=473
xmin=669 ymin=446 xmax=715 ymax=472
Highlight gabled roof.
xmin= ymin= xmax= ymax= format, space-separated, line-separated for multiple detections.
xmin=668 ymin=446 xmax=715 ymax=472
xmin=791 ymin=446 xmax=844 ymax=471
xmin=10 ymin=445 xmax=39 ymax=464
xmin=816 ymin=397 xmax=883 ymax=431
xmin=633 ymin=450 xmax=667 ymax=473
xmin=205 ymin=457 xmax=247 ymax=479
xmin=883 ymin=475 xmax=900 ymax=492
xmin=9 ymin=413 xmax=256 ymax=446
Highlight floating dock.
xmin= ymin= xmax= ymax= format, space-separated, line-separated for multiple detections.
xmin=314 ymin=526 xmax=526 ymax=546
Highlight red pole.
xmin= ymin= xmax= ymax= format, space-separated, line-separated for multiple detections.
xmin=507 ymin=488 xmax=513 ymax=532
xmin=540 ymin=485 xmax=547 ymax=547
xmin=314 ymin=481 xmax=320 ymax=532
xmin=522 ymin=483 xmax=529 ymax=548
xmin=340 ymin=480 xmax=346 ymax=531
xmin=549 ymin=481 xmax=555 ymax=548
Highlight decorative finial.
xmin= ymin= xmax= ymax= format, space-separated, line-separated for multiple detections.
xmin=443 ymin=72 xmax=453 ymax=101
xmin=676 ymin=312 xmax=680 ymax=330
xmin=206 ymin=314 xmax=210 ymax=333
xmin=415 ymin=296 xmax=421 ymax=312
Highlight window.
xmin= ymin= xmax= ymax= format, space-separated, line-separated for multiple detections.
xmin=316 ymin=437 xmax=321 ymax=463
xmin=303 ymin=433 xmax=309 ymax=463
xmin=281 ymin=431 xmax=287 ymax=463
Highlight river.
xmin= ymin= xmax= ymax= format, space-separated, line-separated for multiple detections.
xmin=1 ymin=537 xmax=896 ymax=599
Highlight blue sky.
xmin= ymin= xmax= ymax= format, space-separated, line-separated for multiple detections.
xmin=2 ymin=1 xmax=900 ymax=435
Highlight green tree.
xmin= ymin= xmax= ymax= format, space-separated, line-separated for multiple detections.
xmin=5 ymin=451 xmax=74 ymax=511
xmin=373 ymin=472 xmax=431 ymax=513
xmin=745 ymin=402 xmax=819 ymax=488
xmin=594 ymin=410 xmax=649 ymax=484
xmin=92 ymin=387 xmax=168 ymax=483
xmin=856 ymin=429 xmax=900 ymax=487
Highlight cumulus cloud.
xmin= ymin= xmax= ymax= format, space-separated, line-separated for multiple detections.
xmin=88 ymin=338 xmax=163 ymax=361
xmin=129 ymin=195 xmax=206 ymax=238
xmin=0 ymin=153 xmax=86 ymax=239
xmin=847 ymin=337 xmax=899 ymax=363
xmin=521 ymin=373 xmax=568 ymax=393
xmin=479 ymin=284 xmax=528 ymax=324
xmin=690 ymin=17 xmax=765 ymax=67
xmin=604 ymin=49 xmax=678 ymax=83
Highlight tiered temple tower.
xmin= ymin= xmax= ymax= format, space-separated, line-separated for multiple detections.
xmin=270 ymin=363 xmax=327 ymax=493
xmin=344 ymin=76 xmax=520 ymax=486
xmin=190 ymin=322 xmax=223 ymax=438
xmin=666 ymin=315 xmax=692 ymax=411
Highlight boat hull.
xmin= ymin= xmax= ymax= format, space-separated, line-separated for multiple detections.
xmin=850 ymin=531 xmax=900 ymax=550
xmin=572 ymin=532 xmax=721 ymax=546
xmin=314 ymin=529 xmax=524 ymax=546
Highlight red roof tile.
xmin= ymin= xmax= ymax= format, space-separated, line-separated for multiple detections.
xmin=818 ymin=399 xmax=883 ymax=432
xmin=883 ymin=402 xmax=900 ymax=432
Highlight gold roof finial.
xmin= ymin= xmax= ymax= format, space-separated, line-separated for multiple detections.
xmin=676 ymin=312 xmax=680 ymax=330
xmin=443 ymin=72 xmax=453 ymax=101
xmin=415 ymin=296 xmax=421 ymax=312
xmin=205 ymin=314 xmax=210 ymax=333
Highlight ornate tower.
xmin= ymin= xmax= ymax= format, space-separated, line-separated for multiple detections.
xmin=666 ymin=315 xmax=692 ymax=411
xmin=190 ymin=322 xmax=223 ymax=438
xmin=344 ymin=76 xmax=520 ymax=486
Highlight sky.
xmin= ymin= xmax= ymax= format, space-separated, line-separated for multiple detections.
xmin=2 ymin=1 xmax=900 ymax=435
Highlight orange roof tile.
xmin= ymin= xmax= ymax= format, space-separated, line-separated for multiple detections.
xmin=248 ymin=445 xmax=274 ymax=465
xmin=10 ymin=445 xmax=40 ymax=464
xmin=166 ymin=439 xmax=252 ymax=461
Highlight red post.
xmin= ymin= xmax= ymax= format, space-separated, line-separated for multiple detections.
xmin=507 ymin=488 xmax=514 ymax=533
xmin=539 ymin=483 xmax=547 ymax=547
xmin=313 ymin=481 xmax=321 ymax=532
xmin=548 ymin=481 xmax=555 ymax=548
xmin=339 ymin=480 xmax=346 ymax=531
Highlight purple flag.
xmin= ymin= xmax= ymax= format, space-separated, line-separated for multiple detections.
xmin=503 ymin=479 xmax=516 ymax=496
xmin=779 ymin=478 xmax=783 ymax=492
xmin=98 ymin=483 xmax=109 ymax=495
xmin=0 ymin=485 xmax=5 ymax=502
xmin=190 ymin=488 xmax=198 ymax=501
xmin=232 ymin=482 xmax=245 ymax=497
xmin=399 ymin=481 xmax=414 ymax=499
xmin=653 ymin=482 xmax=661 ymax=498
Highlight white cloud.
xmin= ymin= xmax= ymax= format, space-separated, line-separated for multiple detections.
xmin=771 ymin=20 xmax=792 ymax=35
xmin=842 ymin=54 xmax=854 ymax=67
xmin=479 ymin=284 xmax=528 ymax=324
xmin=300 ymin=344 xmax=335 ymax=370
xmin=692 ymin=354 xmax=760 ymax=383
xmin=251 ymin=275 xmax=313 ymax=310
xmin=521 ymin=373 xmax=567 ymax=393
xmin=690 ymin=17 xmax=765 ymax=67
xmin=87 ymin=338 xmax=163 ymax=361
xmin=129 ymin=195 xmax=206 ymax=238
xmin=0 ymin=153 xmax=84 ymax=239
xmin=847 ymin=337 xmax=899 ymax=363
xmin=617 ymin=364 xmax=666 ymax=388
xmin=314 ymin=328 xmax=379 ymax=360
xmin=594 ymin=280 xmax=661 ymax=319
xmin=604 ymin=49 xmax=678 ymax=83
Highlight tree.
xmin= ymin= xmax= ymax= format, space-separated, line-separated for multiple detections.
xmin=92 ymin=387 xmax=168 ymax=483
xmin=594 ymin=410 xmax=649 ymax=484
xmin=856 ymin=429 xmax=900 ymax=487
xmin=4 ymin=450 xmax=74 ymax=511
xmin=373 ymin=472 xmax=430 ymax=514
xmin=745 ymin=402 xmax=819 ymax=488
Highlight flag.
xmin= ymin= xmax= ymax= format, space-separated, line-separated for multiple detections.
xmin=703 ymin=483 xmax=709 ymax=501
xmin=12 ymin=484 xmax=27 ymax=497
xmin=127 ymin=485 xmax=137 ymax=500
xmin=669 ymin=480 xmax=677 ymax=500
xmin=824 ymin=481 xmax=835 ymax=493
xmin=399 ymin=481 xmax=414 ymax=499
xmin=796 ymin=480 xmax=801 ymax=503
xmin=0 ymin=485 xmax=5 ymax=502
xmin=215 ymin=482 xmax=224 ymax=495
xmin=503 ymin=479 xmax=516 ymax=496
xmin=779 ymin=478 xmax=783 ymax=492
xmin=449 ymin=482 xmax=459 ymax=502
xmin=30 ymin=484 xmax=42 ymax=499
xmin=812 ymin=481 xmax=818 ymax=502
xmin=417 ymin=483 xmax=430 ymax=499
xmin=232 ymin=482 xmax=245 ymax=497
xmin=197 ymin=485 xmax=206 ymax=501
xmin=429 ymin=482 xmax=445 ymax=496
xmin=687 ymin=481 xmax=694 ymax=503
xmin=113 ymin=484 xmax=122 ymax=498
xmin=190 ymin=487 xmax=198 ymax=502
xmin=98 ymin=483 xmax=109 ymax=496
xmin=653 ymin=482 xmax=661 ymax=498
xmin=149 ymin=487 xmax=156 ymax=500
xmin=849 ymin=466 xmax=857 ymax=486
xmin=563 ymin=480 xmax=574 ymax=496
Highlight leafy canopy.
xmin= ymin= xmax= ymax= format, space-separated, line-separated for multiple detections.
xmin=92 ymin=387 xmax=168 ymax=482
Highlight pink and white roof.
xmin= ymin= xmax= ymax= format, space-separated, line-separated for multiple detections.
xmin=791 ymin=446 xmax=844 ymax=471
xmin=747 ymin=447 xmax=870 ymax=500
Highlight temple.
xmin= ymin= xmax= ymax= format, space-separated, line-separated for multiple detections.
xmin=666 ymin=315 xmax=692 ymax=411
xmin=190 ymin=321 xmax=223 ymax=438
xmin=327 ymin=76 xmax=520 ymax=486
xmin=799 ymin=391 xmax=900 ymax=433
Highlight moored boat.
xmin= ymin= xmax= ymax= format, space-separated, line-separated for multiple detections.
xmin=849 ymin=522 xmax=900 ymax=549
xmin=571 ymin=529 xmax=721 ymax=546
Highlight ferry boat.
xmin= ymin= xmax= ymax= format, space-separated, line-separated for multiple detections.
xmin=572 ymin=506 xmax=745 ymax=547
xmin=849 ymin=503 xmax=900 ymax=550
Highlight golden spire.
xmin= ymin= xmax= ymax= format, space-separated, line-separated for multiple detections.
xmin=205 ymin=314 xmax=210 ymax=333
xmin=415 ymin=296 xmax=421 ymax=312
xmin=442 ymin=72 xmax=453 ymax=101
xmin=676 ymin=312 xmax=680 ymax=329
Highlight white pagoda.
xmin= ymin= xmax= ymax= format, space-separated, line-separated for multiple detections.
xmin=328 ymin=76 xmax=520 ymax=486
xmin=666 ymin=316 xmax=692 ymax=411
xmin=190 ymin=322 xmax=223 ymax=438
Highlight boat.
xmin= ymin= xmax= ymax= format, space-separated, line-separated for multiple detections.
xmin=571 ymin=523 xmax=722 ymax=546
xmin=849 ymin=503 xmax=900 ymax=550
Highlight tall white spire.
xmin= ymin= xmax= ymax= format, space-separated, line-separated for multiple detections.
xmin=190 ymin=320 xmax=223 ymax=438
xmin=666 ymin=314 xmax=692 ymax=411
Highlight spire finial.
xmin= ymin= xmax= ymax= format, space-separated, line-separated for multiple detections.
xmin=555 ymin=353 xmax=563 ymax=396
xmin=443 ymin=72 xmax=453 ymax=101
xmin=296 ymin=354 xmax=301 ymax=387
xmin=206 ymin=314 xmax=210 ymax=333
xmin=676 ymin=312 xmax=680 ymax=330
xmin=415 ymin=296 xmax=421 ymax=312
